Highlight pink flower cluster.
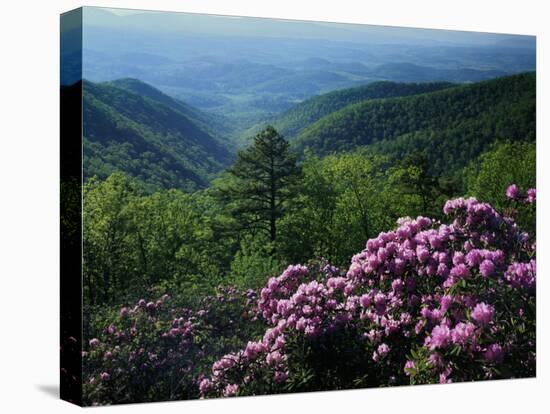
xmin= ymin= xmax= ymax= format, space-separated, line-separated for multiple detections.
xmin=506 ymin=184 xmax=536 ymax=204
xmin=202 ymin=188 xmax=535 ymax=396
xmin=505 ymin=260 xmax=536 ymax=291
xmin=83 ymin=285 xmax=261 ymax=405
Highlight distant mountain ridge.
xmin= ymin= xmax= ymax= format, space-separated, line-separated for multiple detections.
xmin=363 ymin=62 xmax=508 ymax=83
xmin=82 ymin=79 xmax=234 ymax=192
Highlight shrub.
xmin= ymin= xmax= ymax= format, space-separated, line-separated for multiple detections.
xmin=82 ymin=287 xmax=263 ymax=405
xmin=202 ymin=185 xmax=536 ymax=397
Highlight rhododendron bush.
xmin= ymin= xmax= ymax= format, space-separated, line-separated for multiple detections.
xmin=83 ymin=287 xmax=263 ymax=404
xmin=83 ymin=186 xmax=535 ymax=404
xmin=201 ymin=185 xmax=535 ymax=397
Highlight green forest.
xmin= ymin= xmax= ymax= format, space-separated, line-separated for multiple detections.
xmin=82 ymin=71 xmax=536 ymax=308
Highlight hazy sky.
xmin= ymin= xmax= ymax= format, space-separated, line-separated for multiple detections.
xmin=82 ymin=6 xmax=535 ymax=47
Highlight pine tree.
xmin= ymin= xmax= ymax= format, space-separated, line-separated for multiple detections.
xmin=220 ymin=126 xmax=301 ymax=242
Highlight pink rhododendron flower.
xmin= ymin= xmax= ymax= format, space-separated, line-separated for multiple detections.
xmin=479 ymin=260 xmax=495 ymax=277
xmin=427 ymin=325 xmax=451 ymax=350
xmin=377 ymin=343 xmax=390 ymax=357
xmin=527 ymin=188 xmax=536 ymax=203
xmin=199 ymin=378 xmax=212 ymax=394
xmin=451 ymin=322 xmax=476 ymax=345
xmin=484 ymin=344 xmax=504 ymax=363
xmin=223 ymin=384 xmax=239 ymax=397
xmin=471 ymin=302 xmax=494 ymax=325
xmin=506 ymin=184 xmax=520 ymax=200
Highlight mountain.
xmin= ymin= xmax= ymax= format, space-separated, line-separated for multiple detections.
xmin=82 ymin=79 xmax=234 ymax=192
xmin=363 ymin=62 xmax=508 ymax=83
xmin=79 ymin=71 xmax=535 ymax=191
xmin=293 ymin=72 xmax=535 ymax=175
xmin=106 ymin=78 xmax=231 ymax=143
xmin=81 ymin=8 xmax=535 ymax=140
xmin=247 ymin=81 xmax=455 ymax=140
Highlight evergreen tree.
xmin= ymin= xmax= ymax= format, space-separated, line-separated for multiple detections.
xmin=220 ymin=126 xmax=301 ymax=242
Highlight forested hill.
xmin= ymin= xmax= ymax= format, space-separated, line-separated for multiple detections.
xmin=107 ymin=78 xmax=231 ymax=144
xmin=247 ymin=81 xmax=455 ymax=140
xmin=293 ymin=72 xmax=535 ymax=174
xmin=82 ymin=79 xmax=234 ymax=192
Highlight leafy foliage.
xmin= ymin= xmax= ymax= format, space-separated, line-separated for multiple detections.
xmin=465 ymin=141 xmax=536 ymax=235
xmin=465 ymin=141 xmax=536 ymax=208
xmin=83 ymin=173 xmax=234 ymax=306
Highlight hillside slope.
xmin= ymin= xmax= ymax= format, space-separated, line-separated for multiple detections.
xmin=294 ymin=72 xmax=535 ymax=174
xmin=246 ymin=81 xmax=455 ymax=140
xmin=83 ymin=80 xmax=234 ymax=191
xmin=107 ymin=78 xmax=232 ymax=145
